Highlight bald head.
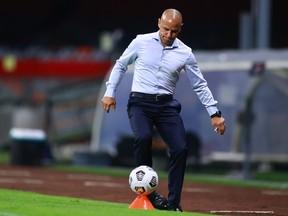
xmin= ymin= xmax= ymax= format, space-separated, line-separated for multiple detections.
xmin=161 ymin=9 xmax=183 ymax=25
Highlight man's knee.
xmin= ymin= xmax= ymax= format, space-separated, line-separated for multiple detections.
xmin=134 ymin=134 xmax=153 ymax=147
xmin=169 ymin=146 xmax=188 ymax=159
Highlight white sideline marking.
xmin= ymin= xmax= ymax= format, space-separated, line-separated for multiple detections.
xmin=0 ymin=178 xmax=43 ymax=184
xmin=183 ymin=187 xmax=213 ymax=193
xmin=22 ymin=179 xmax=43 ymax=184
xmin=0 ymin=178 xmax=16 ymax=183
xmin=0 ymin=170 xmax=30 ymax=177
xmin=210 ymin=210 xmax=274 ymax=214
xmin=84 ymin=181 xmax=126 ymax=187
xmin=0 ymin=211 xmax=21 ymax=216
xmin=262 ymin=190 xmax=288 ymax=196
xmin=67 ymin=174 xmax=112 ymax=180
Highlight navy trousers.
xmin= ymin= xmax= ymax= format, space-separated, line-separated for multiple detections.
xmin=127 ymin=94 xmax=188 ymax=204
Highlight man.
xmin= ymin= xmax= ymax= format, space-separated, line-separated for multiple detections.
xmin=102 ymin=8 xmax=226 ymax=211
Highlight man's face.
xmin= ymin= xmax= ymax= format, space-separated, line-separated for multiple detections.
xmin=158 ymin=17 xmax=182 ymax=47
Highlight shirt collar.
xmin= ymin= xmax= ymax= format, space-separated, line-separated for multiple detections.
xmin=152 ymin=31 xmax=179 ymax=49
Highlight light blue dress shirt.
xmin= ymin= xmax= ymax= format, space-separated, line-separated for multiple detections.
xmin=104 ymin=31 xmax=219 ymax=116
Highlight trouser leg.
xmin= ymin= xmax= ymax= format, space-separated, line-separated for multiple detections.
xmin=127 ymin=103 xmax=154 ymax=167
xmin=155 ymin=100 xmax=188 ymax=204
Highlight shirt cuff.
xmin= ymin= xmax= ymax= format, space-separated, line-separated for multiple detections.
xmin=206 ymin=106 xmax=219 ymax=116
xmin=104 ymin=88 xmax=116 ymax=98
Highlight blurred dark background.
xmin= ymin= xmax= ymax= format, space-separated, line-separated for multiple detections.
xmin=0 ymin=0 xmax=287 ymax=50
xmin=1 ymin=0 xmax=288 ymax=175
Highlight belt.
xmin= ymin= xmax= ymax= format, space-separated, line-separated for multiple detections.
xmin=131 ymin=92 xmax=173 ymax=102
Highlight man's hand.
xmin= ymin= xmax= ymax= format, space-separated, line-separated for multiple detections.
xmin=102 ymin=96 xmax=116 ymax=113
xmin=211 ymin=117 xmax=226 ymax=135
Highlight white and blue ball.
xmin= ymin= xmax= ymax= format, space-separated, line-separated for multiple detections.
xmin=129 ymin=165 xmax=158 ymax=195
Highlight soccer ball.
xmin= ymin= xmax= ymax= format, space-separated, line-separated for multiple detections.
xmin=129 ymin=165 xmax=158 ymax=195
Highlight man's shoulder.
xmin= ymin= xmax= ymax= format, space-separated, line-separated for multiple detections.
xmin=174 ymin=39 xmax=195 ymax=61
xmin=175 ymin=38 xmax=191 ymax=51
xmin=135 ymin=32 xmax=158 ymax=40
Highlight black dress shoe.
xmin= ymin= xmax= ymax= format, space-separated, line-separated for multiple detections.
xmin=147 ymin=192 xmax=168 ymax=210
xmin=167 ymin=202 xmax=183 ymax=212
